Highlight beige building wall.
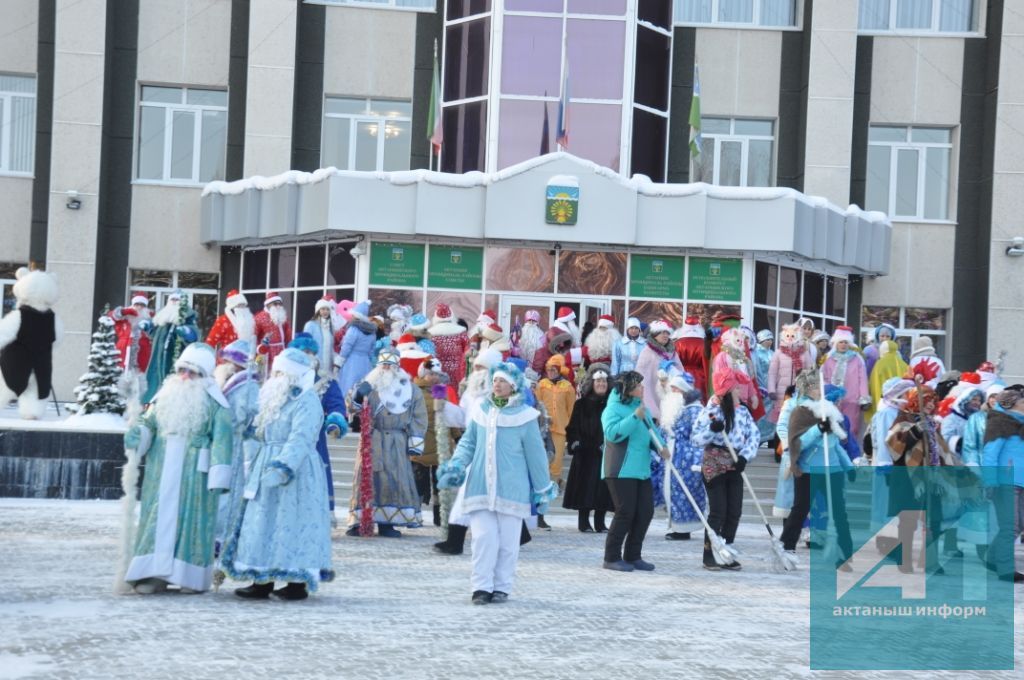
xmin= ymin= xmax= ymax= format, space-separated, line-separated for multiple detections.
xmin=861 ymin=37 xmax=964 ymax=345
xmin=323 ymin=7 xmax=417 ymax=101
xmin=0 ymin=0 xmax=39 ymax=264
xmin=129 ymin=185 xmax=220 ymax=273
xmin=0 ymin=0 xmax=39 ymax=73
xmin=694 ymin=29 xmax=782 ymax=121
xmin=243 ymin=0 xmax=297 ymax=176
xmin=45 ymin=0 xmax=107 ymax=402
xmin=801 ymin=0 xmax=857 ymax=206
xmin=988 ymin=6 xmax=1024 ymax=383
xmin=0 ymin=179 xmax=32 ymax=263
xmin=129 ymin=0 xmax=231 ymax=275
xmin=136 ymin=0 xmax=231 ymax=86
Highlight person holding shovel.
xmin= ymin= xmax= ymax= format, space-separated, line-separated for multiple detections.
xmin=691 ymin=365 xmax=761 ymax=571
xmin=779 ymin=369 xmax=855 ymax=568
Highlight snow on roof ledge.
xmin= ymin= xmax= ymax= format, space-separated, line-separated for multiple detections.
xmin=201 ymin=152 xmax=888 ymax=225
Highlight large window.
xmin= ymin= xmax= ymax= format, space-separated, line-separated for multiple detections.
xmin=136 ymin=86 xmax=227 ymax=184
xmin=753 ymin=261 xmax=847 ymax=340
xmin=129 ymin=269 xmax=221 ymax=333
xmin=858 ymin=0 xmax=975 ymax=33
xmin=0 ymin=74 xmax=36 ymax=175
xmin=322 ymin=97 xmax=412 ymax=172
xmin=693 ymin=118 xmax=774 ymax=187
xmin=866 ymin=125 xmax=951 ymax=221
xmin=239 ymin=243 xmax=358 ymax=329
xmin=861 ymin=305 xmax=948 ymax=362
xmin=495 ymin=2 xmax=629 ymax=172
xmin=319 ymin=0 xmax=434 ymax=9
xmin=441 ymin=7 xmax=492 ymax=173
xmin=675 ymin=0 xmax=798 ymax=27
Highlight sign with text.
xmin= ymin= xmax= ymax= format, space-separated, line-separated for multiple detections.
xmin=428 ymin=245 xmax=483 ymax=290
xmin=809 ymin=467 xmax=1013 ymax=670
xmin=629 ymin=254 xmax=684 ymax=299
xmin=686 ymin=256 xmax=742 ymax=302
xmin=369 ymin=242 xmax=425 ymax=287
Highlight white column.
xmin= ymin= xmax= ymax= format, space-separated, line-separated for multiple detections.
xmin=243 ymin=0 xmax=297 ymax=177
xmin=988 ymin=8 xmax=1024 ymax=383
xmin=45 ymin=0 xmax=108 ymax=402
xmin=801 ymin=0 xmax=858 ymax=205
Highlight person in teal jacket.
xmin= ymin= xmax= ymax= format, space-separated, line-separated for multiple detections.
xmin=437 ymin=361 xmax=558 ymax=604
xmin=779 ymin=370 xmax=855 ymax=567
xmin=981 ymin=386 xmax=1024 ymax=583
xmin=600 ymin=370 xmax=668 ymax=573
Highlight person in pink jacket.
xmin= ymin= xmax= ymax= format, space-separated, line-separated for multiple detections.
xmin=767 ymin=323 xmax=813 ymax=423
xmin=635 ymin=319 xmax=683 ymax=422
xmin=821 ymin=325 xmax=870 ymax=440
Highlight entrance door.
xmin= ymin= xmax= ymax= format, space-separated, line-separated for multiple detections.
xmin=500 ymin=295 xmax=554 ymax=333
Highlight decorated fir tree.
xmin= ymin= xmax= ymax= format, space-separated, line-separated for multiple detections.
xmin=72 ymin=306 xmax=126 ymax=415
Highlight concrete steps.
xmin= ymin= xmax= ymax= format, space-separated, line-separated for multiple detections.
xmin=330 ymin=435 xmax=802 ymax=524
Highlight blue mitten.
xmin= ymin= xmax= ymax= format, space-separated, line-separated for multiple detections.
xmin=124 ymin=425 xmax=142 ymax=450
xmin=138 ymin=319 xmax=153 ymax=334
xmin=533 ymin=482 xmax=559 ymax=515
xmin=354 ymin=381 xmax=373 ymax=405
xmin=436 ymin=460 xmax=467 ymax=489
xmin=325 ymin=412 xmax=348 ymax=438
xmin=261 ymin=466 xmax=290 ymax=488
xmin=176 ymin=325 xmax=198 ymax=343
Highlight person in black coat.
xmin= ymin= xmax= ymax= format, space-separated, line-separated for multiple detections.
xmin=562 ymin=363 xmax=615 ymax=532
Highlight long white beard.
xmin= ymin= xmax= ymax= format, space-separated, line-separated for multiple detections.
xmin=153 ymin=302 xmax=180 ymax=327
xmin=559 ymin=320 xmax=582 ymax=347
xmin=519 ymin=323 xmax=544 ymax=361
xmin=464 ymin=369 xmax=489 ymax=400
xmin=659 ymin=391 xmax=685 ymax=433
xmin=153 ymin=375 xmax=209 ymax=437
xmin=267 ymin=305 xmax=288 ymax=326
xmin=213 ymin=362 xmax=238 ymax=390
xmin=255 ymin=374 xmax=295 ymax=437
xmin=585 ymin=328 xmax=616 ymax=360
xmin=229 ymin=307 xmax=255 ymax=340
xmin=365 ymin=366 xmax=398 ymax=394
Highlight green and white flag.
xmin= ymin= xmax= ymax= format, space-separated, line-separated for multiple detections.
xmin=689 ymin=64 xmax=702 ymax=159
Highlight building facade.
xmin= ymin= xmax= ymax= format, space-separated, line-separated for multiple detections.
xmin=0 ymin=0 xmax=1019 ymax=402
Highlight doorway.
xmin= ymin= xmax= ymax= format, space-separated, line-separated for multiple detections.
xmin=499 ymin=295 xmax=609 ymax=337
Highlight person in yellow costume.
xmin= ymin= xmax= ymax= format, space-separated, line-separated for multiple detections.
xmin=866 ymin=339 xmax=908 ymax=421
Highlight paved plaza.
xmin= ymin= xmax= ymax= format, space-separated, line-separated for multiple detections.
xmin=0 ymin=498 xmax=1021 ymax=679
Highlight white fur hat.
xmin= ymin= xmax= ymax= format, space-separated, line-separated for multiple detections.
xmin=130 ymin=293 xmax=149 ymax=307
xmin=678 ymin=316 xmax=704 ymax=340
xmin=474 ymin=348 xmax=503 ymax=370
xmin=314 ymin=294 xmax=336 ymax=313
xmin=225 ymin=289 xmax=247 ymax=310
xmin=175 ymin=343 xmax=216 ymax=378
xmin=626 ymin=317 xmax=641 ymax=330
xmin=649 ymin=319 xmax=673 ymax=336
xmin=830 ymin=326 xmax=855 ymax=346
xmin=597 ymin=314 xmax=615 ymax=329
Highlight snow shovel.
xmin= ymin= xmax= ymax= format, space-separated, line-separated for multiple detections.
xmin=114 ymin=349 xmax=144 ymax=594
xmin=646 ymin=429 xmax=737 ymax=567
xmin=720 ymin=430 xmax=797 ymax=572
xmin=819 ymin=367 xmax=843 ymax=568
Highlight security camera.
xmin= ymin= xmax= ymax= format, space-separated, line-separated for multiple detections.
xmin=66 ymin=189 xmax=81 ymax=210
xmin=1006 ymin=236 xmax=1024 ymax=257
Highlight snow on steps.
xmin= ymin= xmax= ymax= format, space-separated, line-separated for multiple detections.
xmin=326 ymin=436 xmax=868 ymax=525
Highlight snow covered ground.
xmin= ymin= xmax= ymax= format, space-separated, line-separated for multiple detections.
xmin=0 ymin=498 xmax=1020 ymax=679
xmin=0 ymin=405 xmax=126 ymax=433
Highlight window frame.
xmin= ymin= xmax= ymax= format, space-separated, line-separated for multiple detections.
xmin=321 ymin=96 xmax=413 ymax=172
xmin=304 ymin=0 xmax=436 ymax=11
xmin=692 ymin=117 xmax=776 ymax=187
xmin=866 ymin=124 xmax=953 ymax=222
xmin=673 ymin=0 xmax=802 ymax=30
xmin=127 ymin=269 xmax=222 ymax=333
xmin=856 ymin=0 xmax=979 ymax=37
xmin=0 ymin=73 xmax=37 ymax=177
xmin=860 ymin=305 xmax=949 ymax=363
xmin=753 ymin=260 xmax=848 ymax=341
xmin=133 ymin=85 xmax=228 ymax=187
